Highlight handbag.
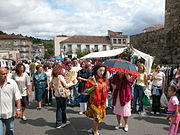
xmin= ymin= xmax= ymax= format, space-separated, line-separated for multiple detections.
xmin=75 ymin=94 xmax=90 ymax=103
xmin=142 ymin=95 xmax=151 ymax=106
xmin=58 ymin=88 xmax=71 ymax=98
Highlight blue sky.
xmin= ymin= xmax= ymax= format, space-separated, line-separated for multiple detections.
xmin=0 ymin=0 xmax=165 ymax=39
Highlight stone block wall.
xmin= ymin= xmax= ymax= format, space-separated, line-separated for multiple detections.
xmin=130 ymin=0 xmax=180 ymax=65
xmin=130 ymin=29 xmax=166 ymax=64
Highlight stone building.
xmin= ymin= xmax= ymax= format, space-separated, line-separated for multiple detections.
xmin=130 ymin=0 xmax=180 ymax=64
xmin=0 ymin=35 xmax=32 ymax=58
xmin=0 ymin=50 xmax=20 ymax=59
xmin=32 ymin=43 xmax=45 ymax=58
xmin=54 ymin=30 xmax=128 ymax=58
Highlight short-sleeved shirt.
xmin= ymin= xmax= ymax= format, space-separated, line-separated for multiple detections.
xmin=33 ymin=72 xmax=47 ymax=89
xmin=168 ymin=96 xmax=179 ymax=111
xmin=45 ymin=70 xmax=52 ymax=82
xmin=77 ymin=69 xmax=91 ymax=93
xmin=0 ymin=79 xmax=22 ymax=119
xmin=12 ymin=73 xmax=31 ymax=96
xmin=152 ymin=71 xmax=165 ymax=86
xmin=64 ymin=68 xmax=78 ymax=84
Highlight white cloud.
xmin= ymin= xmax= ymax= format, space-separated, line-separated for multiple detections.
xmin=0 ymin=0 xmax=165 ymax=39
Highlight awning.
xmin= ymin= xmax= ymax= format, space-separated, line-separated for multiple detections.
xmin=81 ymin=47 xmax=154 ymax=74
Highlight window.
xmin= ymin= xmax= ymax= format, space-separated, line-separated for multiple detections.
xmin=77 ymin=44 xmax=81 ymax=51
xmin=94 ymin=45 xmax=98 ymax=52
xmin=118 ymin=39 xmax=121 ymax=44
xmin=22 ymin=48 xmax=26 ymax=51
xmin=23 ymin=41 xmax=25 ymax=45
xmin=103 ymin=45 xmax=107 ymax=51
xmin=113 ymin=39 xmax=117 ymax=44
xmin=123 ymin=39 xmax=126 ymax=44
xmin=67 ymin=44 xmax=72 ymax=51
xmin=86 ymin=45 xmax=90 ymax=52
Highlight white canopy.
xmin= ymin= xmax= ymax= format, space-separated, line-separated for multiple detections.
xmin=81 ymin=48 xmax=125 ymax=59
xmin=81 ymin=47 xmax=154 ymax=74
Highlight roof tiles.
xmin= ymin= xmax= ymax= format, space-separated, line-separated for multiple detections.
xmin=0 ymin=35 xmax=31 ymax=40
xmin=61 ymin=35 xmax=111 ymax=44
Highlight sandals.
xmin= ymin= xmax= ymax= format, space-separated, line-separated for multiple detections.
xmin=91 ymin=129 xmax=100 ymax=135
xmin=37 ymin=107 xmax=42 ymax=110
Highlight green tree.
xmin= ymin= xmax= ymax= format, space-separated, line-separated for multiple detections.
xmin=0 ymin=31 xmax=7 ymax=35
xmin=42 ymin=39 xmax=54 ymax=58
xmin=76 ymin=50 xmax=89 ymax=58
xmin=121 ymin=46 xmax=134 ymax=61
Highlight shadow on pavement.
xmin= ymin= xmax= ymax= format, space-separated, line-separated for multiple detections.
xmin=66 ymin=108 xmax=80 ymax=114
xmin=133 ymin=116 xmax=168 ymax=125
xmin=20 ymin=118 xmax=55 ymax=128
xmin=45 ymin=117 xmax=91 ymax=135
xmin=106 ymin=108 xmax=114 ymax=115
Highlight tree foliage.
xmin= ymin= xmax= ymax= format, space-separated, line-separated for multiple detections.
xmin=0 ymin=31 xmax=7 ymax=35
xmin=120 ymin=46 xmax=134 ymax=61
xmin=76 ymin=50 xmax=89 ymax=58
xmin=42 ymin=40 xmax=54 ymax=58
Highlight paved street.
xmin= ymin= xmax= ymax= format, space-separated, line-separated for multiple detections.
xmin=14 ymin=101 xmax=180 ymax=135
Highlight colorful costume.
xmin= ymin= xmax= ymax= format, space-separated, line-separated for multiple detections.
xmin=168 ymin=96 xmax=180 ymax=135
xmin=85 ymin=76 xmax=108 ymax=123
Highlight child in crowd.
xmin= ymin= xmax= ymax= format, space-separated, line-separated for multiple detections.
xmin=167 ymin=85 xmax=180 ymax=135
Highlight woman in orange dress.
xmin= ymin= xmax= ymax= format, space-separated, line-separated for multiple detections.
xmin=85 ymin=63 xmax=108 ymax=135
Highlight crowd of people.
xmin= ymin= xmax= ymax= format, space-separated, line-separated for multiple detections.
xmin=0 ymin=58 xmax=180 ymax=135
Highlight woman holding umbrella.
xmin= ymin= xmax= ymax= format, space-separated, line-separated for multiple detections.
xmin=104 ymin=59 xmax=138 ymax=132
xmin=111 ymin=72 xmax=133 ymax=132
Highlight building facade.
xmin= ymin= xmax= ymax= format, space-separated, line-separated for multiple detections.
xmin=0 ymin=50 xmax=20 ymax=59
xmin=130 ymin=0 xmax=180 ymax=64
xmin=54 ymin=30 xmax=128 ymax=58
xmin=54 ymin=35 xmax=69 ymax=57
xmin=32 ymin=43 xmax=45 ymax=58
xmin=0 ymin=35 xmax=32 ymax=58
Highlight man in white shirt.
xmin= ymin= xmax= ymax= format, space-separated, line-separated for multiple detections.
xmin=0 ymin=67 xmax=22 ymax=135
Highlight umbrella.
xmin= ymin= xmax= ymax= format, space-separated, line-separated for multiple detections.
xmin=104 ymin=59 xmax=140 ymax=77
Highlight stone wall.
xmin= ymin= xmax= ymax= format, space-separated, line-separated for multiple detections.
xmin=130 ymin=29 xmax=166 ymax=64
xmin=130 ymin=0 xmax=180 ymax=64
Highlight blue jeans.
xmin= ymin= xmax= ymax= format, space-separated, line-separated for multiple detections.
xmin=55 ymin=97 xmax=67 ymax=127
xmin=0 ymin=117 xmax=14 ymax=135
xmin=133 ymin=84 xmax=145 ymax=112
xmin=68 ymin=84 xmax=79 ymax=106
